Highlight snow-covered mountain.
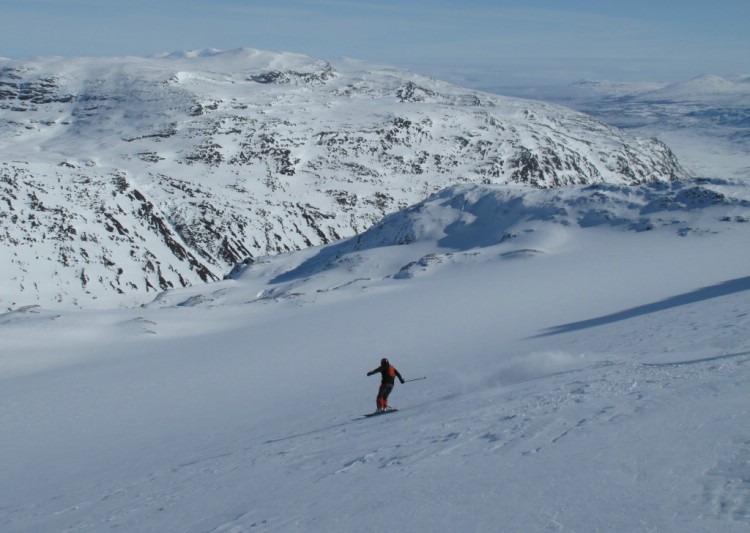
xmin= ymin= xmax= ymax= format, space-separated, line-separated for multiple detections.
xmin=0 ymin=49 xmax=689 ymax=309
xmin=497 ymin=74 xmax=750 ymax=182
xmin=569 ymin=74 xmax=750 ymax=133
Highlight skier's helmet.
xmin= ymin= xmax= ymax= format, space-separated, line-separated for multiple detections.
xmin=381 ymin=357 xmax=389 ymax=366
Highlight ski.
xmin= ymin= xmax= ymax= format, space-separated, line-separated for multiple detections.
xmin=364 ymin=408 xmax=399 ymax=417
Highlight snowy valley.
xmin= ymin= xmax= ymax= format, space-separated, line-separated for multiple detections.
xmin=0 ymin=50 xmax=749 ymax=532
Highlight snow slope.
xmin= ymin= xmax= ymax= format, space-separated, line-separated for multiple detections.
xmin=1 ymin=179 xmax=749 ymax=532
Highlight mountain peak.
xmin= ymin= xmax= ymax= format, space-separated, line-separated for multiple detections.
xmin=155 ymin=48 xmax=225 ymax=59
xmin=149 ymin=47 xmax=328 ymax=75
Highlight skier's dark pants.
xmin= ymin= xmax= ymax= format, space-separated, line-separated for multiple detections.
xmin=377 ymin=382 xmax=394 ymax=409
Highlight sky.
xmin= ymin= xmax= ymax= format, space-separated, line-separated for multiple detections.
xmin=1 ymin=0 xmax=748 ymax=87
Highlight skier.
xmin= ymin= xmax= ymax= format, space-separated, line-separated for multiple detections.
xmin=367 ymin=358 xmax=405 ymax=411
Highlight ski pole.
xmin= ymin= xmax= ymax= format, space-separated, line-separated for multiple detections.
xmin=404 ymin=377 xmax=426 ymax=383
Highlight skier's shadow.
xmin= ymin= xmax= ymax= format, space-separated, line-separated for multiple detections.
xmin=534 ymin=275 xmax=750 ymax=337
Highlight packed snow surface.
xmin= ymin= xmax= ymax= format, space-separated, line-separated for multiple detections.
xmin=1 ymin=178 xmax=749 ymax=532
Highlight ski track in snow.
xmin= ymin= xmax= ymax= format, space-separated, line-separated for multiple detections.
xmin=5 ymin=335 xmax=749 ymax=531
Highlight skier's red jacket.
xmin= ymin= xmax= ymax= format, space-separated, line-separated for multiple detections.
xmin=368 ymin=363 xmax=404 ymax=385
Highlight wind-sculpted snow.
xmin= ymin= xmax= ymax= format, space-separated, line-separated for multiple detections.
xmin=0 ymin=49 xmax=690 ymax=308
xmin=212 ymin=178 xmax=750 ymax=305
xmin=351 ymin=178 xmax=749 ymax=254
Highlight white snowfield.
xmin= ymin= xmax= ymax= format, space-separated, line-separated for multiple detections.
xmin=1 ymin=49 xmax=749 ymax=532
xmin=1 ymin=176 xmax=749 ymax=532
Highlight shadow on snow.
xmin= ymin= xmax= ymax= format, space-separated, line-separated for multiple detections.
xmin=535 ymin=275 xmax=750 ymax=337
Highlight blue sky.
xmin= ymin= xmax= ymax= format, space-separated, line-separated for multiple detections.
xmin=1 ymin=0 xmax=748 ymax=86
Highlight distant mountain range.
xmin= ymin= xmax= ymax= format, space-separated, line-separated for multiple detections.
xmin=0 ymin=49 xmax=691 ymax=308
xmin=497 ymin=74 xmax=750 ymax=153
